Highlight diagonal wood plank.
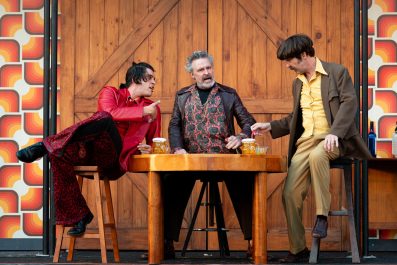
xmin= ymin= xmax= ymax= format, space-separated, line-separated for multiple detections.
xmin=130 ymin=172 xmax=148 ymax=199
xmin=76 ymin=0 xmax=179 ymax=98
xmin=236 ymin=0 xmax=287 ymax=46
xmin=267 ymin=173 xmax=287 ymax=199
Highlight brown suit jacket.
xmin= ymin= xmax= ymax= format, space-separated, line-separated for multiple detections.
xmin=270 ymin=60 xmax=371 ymax=166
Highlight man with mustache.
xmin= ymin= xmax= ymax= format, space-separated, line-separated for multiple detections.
xmin=165 ymin=50 xmax=256 ymax=258
xmin=251 ymin=34 xmax=371 ymax=263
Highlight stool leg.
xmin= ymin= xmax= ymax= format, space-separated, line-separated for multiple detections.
xmin=53 ymin=225 xmax=64 ymax=262
xmin=211 ymin=182 xmax=230 ymax=256
xmin=67 ymin=175 xmax=84 ymax=262
xmin=344 ymin=166 xmax=360 ymax=263
xmin=93 ymin=172 xmax=107 ymax=263
xmin=309 ymin=238 xmax=321 ymax=263
xmin=181 ymin=181 xmax=208 ymax=256
xmin=104 ymin=178 xmax=120 ymax=262
xmin=67 ymin=234 xmax=76 ymax=261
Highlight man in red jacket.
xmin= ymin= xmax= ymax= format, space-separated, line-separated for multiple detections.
xmin=16 ymin=62 xmax=161 ymax=236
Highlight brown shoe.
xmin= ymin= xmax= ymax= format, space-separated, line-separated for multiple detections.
xmin=312 ymin=216 xmax=328 ymax=238
xmin=279 ymin=248 xmax=309 ymax=263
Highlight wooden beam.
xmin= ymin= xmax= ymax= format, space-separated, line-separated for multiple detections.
xmin=236 ymin=0 xmax=287 ymax=46
xmin=76 ymin=0 xmax=179 ymax=98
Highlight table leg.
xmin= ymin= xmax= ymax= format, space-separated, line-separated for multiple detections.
xmin=253 ymin=172 xmax=267 ymax=264
xmin=148 ymin=171 xmax=164 ymax=264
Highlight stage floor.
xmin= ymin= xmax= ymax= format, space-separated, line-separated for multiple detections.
xmin=0 ymin=250 xmax=395 ymax=264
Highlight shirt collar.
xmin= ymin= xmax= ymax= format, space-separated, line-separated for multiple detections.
xmin=315 ymin=57 xmax=328 ymax=76
xmin=123 ymin=88 xmax=143 ymax=104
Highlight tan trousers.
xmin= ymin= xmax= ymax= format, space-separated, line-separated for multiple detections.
xmin=282 ymin=134 xmax=340 ymax=254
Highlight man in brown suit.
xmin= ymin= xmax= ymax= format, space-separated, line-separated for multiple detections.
xmin=251 ymin=34 xmax=371 ymax=263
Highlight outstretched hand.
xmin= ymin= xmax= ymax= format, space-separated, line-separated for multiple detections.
xmin=143 ymin=100 xmax=160 ymax=122
xmin=250 ymin=122 xmax=271 ymax=135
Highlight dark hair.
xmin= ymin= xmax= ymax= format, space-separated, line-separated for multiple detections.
xmin=277 ymin=34 xmax=315 ymax=60
xmin=119 ymin=62 xmax=155 ymax=89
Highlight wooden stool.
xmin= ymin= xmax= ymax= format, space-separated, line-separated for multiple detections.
xmin=309 ymin=158 xmax=360 ymax=263
xmin=181 ymin=179 xmax=230 ymax=257
xmin=53 ymin=166 xmax=120 ymax=263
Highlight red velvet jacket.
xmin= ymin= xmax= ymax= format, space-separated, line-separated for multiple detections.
xmin=98 ymin=86 xmax=161 ymax=171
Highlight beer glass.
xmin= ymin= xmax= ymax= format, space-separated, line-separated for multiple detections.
xmin=241 ymin=138 xmax=256 ymax=154
xmin=152 ymin=137 xmax=168 ymax=154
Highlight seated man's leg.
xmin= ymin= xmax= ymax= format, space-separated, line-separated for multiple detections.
xmin=163 ymin=173 xmax=196 ymax=242
xmin=50 ymin=141 xmax=92 ymax=226
xmin=282 ymin=137 xmax=315 ymax=255
xmin=308 ymin=139 xmax=340 ymax=217
xmin=308 ymin=138 xmax=340 ymax=239
xmin=224 ymin=173 xmax=254 ymax=240
xmin=72 ymin=112 xmax=122 ymax=155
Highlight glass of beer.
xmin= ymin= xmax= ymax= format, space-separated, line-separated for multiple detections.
xmin=152 ymin=137 xmax=168 ymax=154
xmin=241 ymin=138 xmax=256 ymax=155
xmin=255 ymin=145 xmax=269 ymax=155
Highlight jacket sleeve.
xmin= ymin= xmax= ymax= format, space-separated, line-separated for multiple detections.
xmin=233 ymin=92 xmax=256 ymax=137
xmin=168 ymin=92 xmax=184 ymax=150
xmin=97 ymin=86 xmax=145 ymax=122
xmin=269 ymin=80 xmax=296 ymax=139
xmin=270 ymin=113 xmax=293 ymax=138
xmin=329 ymin=67 xmax=358 ymax=139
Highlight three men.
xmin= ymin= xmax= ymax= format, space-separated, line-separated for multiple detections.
xmin=251 ymin=34 xmax=371 ymax=263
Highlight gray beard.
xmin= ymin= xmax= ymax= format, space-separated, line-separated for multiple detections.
xmin=197 ymin=80 xmax=215 ymax=89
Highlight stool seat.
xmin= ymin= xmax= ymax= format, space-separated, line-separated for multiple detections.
xmin=53 ymin=166 xmax=120 ymax=263
xmin=309 ymin=158 xmax=360 ymax=263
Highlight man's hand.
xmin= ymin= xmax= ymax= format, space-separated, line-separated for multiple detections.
xmin=143 ymin=100 xmax=160 ymax=122
xmin=225 ymin=135 xmax=242 ymax=149
xmin=174 ymin=148 xmax=188 ymax=154
xmin=251 ymin=122 xmax=271 ymax=135
xmin=324 ymin=134 xmax=339 ymax=152
xmin=138 ymin=143 xmax=152 ymax=154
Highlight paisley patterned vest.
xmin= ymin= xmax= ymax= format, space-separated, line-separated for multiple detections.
xmin=183 ymin=86 xmax=232 ymax=153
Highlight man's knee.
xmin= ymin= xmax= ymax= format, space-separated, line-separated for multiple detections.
xmin=308 ymin=148 xmax=328 ymax=165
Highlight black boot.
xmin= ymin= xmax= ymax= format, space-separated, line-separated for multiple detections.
xmin=67 ymin=212 xmax=94 ymax=236
xmin=16 ymin=142 xmax=47 ymax=163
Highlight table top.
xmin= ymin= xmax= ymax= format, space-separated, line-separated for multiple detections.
xmin=128 ymin=153 xmax=287 ymax=173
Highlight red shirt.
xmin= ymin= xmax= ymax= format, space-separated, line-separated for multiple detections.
xmin=98 ymin=86 xmax=161 ymax=170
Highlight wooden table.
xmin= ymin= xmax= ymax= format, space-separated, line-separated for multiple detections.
xmin=128 ymin=154 xmax=287 ymax=264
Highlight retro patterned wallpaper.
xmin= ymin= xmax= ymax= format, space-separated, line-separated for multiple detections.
xmin=367 ymin=0 xmax=397 ymax=241
xmin=0 ymin=0 xmax=46 ymax=241
xmin=0 ymin=0 xmax=396 ymax=247
xmin=368 ymin=0 xmax=397 ymax=158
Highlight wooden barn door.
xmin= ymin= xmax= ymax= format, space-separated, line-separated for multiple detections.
xmin=60 ymin=0 xmax=354 ymax=251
